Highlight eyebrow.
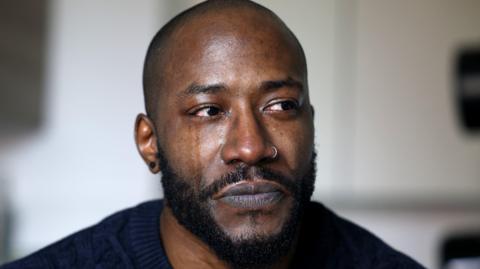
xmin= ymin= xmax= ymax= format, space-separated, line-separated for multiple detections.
xmin=181 ymin=83 xmax=227 ymax=96
xmin=260 ymin=77 xmax=304 ymax=93
xmin=180 ymin=77 xmax=303 ymax=97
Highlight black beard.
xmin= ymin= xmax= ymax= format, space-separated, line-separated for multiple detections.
xmin=158 ymin=148 xmax=316 ymax=269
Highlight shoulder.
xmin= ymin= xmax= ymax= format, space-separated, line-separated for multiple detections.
xmin=294 ymin=201 xmax=425 ymax=269
xmin=0 ymin=200 xmax=164 ymax=269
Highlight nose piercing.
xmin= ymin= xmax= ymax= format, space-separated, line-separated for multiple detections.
xmin=271 ymin=146 xmax=278 ymax=159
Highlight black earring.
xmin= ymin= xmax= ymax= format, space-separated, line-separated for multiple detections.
xmin=149 ymin=162 xmax=156 ymax=169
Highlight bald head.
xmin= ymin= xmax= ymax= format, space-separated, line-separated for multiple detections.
xmin=142 ymin=0 xmax=307 ymax=119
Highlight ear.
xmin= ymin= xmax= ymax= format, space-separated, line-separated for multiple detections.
xmin=135 ymin=114 xmax=161 ymax=174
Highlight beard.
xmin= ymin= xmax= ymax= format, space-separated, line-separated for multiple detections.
xmin=158 ymin=147 xmax=316 ymax=269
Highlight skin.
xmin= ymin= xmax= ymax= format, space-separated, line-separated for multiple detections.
xmin=135 ymin=7 xmax=314 ymax=269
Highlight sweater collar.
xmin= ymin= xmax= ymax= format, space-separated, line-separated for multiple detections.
xmin=129 ymin=199 xmax=173 ymax=269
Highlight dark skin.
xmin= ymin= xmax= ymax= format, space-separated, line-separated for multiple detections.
xmin=135 ymin=7 xmax=314 ymax=269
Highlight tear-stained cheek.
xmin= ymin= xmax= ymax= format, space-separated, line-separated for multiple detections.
xmin=195 ymin=123 xmax=229 ymax=188
xmin=160 ymin=116 xmax=228 ymax=190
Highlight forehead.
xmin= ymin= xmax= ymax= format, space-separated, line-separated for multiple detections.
xmin=158 ymin=10 xmax=306 ymax=98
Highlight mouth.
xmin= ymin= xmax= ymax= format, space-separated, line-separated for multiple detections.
xmin=212 ymin=180 xmax=287 ymax=209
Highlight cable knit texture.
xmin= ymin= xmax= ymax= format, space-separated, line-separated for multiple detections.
xmin=1 ymin=200 xmax=425 ymax=269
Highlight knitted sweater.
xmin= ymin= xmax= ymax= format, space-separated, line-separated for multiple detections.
xmin=1 ymin=200 xmax=425 ymax=268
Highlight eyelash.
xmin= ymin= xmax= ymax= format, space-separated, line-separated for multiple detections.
xmin=264 ymin=99 xmax=299 ymax=112
xmin=188 ymin=105 xmax=224 ymax=118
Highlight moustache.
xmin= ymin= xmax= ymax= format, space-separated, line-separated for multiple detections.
xmin=198 ymin=165 xmax=298 ymax=201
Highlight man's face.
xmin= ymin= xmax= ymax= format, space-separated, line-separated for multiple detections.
xmin=147 ymin=10 xmax=315 ymax=267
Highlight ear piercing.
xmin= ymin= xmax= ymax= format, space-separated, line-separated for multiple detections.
xmin=149 ymin=162 xmax=156 ymax=169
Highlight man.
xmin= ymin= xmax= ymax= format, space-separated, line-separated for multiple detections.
xmin=2 ymin=1 xmax=424 ymax=268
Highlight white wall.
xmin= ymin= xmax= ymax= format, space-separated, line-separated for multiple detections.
xmin=332 ymin=1 xmax=480 ymax=267
xmin=350 ymin=0 xmax=480 ymax=202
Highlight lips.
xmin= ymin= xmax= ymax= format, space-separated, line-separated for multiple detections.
xmin=213 ymin=180 xmax=287 ymax=209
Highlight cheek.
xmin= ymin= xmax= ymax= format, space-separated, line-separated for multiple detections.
xmin=272 ymin=117 xmax=314 ymax=174
xmin=160 ymin=117 xmax=227 ymax=188
xmin=193 ymin=124 xmax=229 ymax=186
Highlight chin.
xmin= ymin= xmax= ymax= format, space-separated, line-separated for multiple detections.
xmin=210 ymin=195 xmax=294 ymax=241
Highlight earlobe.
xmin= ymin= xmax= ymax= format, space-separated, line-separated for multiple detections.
xmin=134 ymin=114 xmax=161 ymax=174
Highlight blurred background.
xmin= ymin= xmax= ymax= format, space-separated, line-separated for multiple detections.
xmin=1 ymin=0 xmax=479 ymax=268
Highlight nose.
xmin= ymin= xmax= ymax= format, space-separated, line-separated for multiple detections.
xmin=221 ymin=109 xmax=277 ymax=166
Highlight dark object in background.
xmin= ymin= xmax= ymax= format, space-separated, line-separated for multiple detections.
xmin=441 ymin=232 xmax=480 ymax=269
xmin=0 ymin=0 xmax=48 ymax=135
xmin=456 ymin=47 xmax=480 ymax=132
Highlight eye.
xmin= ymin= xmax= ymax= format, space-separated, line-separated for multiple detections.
xmin=190 ymin=105 xmax=222 ymax=117
xmin=265 ymin=100 xmax=299 ymax=112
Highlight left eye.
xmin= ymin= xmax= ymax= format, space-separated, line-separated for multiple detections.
xmin=265 ymin=100 xmax=299 ymax=112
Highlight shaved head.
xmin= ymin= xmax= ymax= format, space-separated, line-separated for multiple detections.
xmin=142 ymin=0 xmax=307 ymax=119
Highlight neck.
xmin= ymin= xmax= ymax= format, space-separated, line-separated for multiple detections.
xmin=159 ymin=205 xmax=296 ymax=269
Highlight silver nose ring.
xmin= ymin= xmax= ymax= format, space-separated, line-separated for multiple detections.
xmin=271 ymin=146 xmax=278 ymax=159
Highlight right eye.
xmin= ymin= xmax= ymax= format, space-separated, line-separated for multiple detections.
xmin=190 ymin=106 xmax=222 ymax=117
